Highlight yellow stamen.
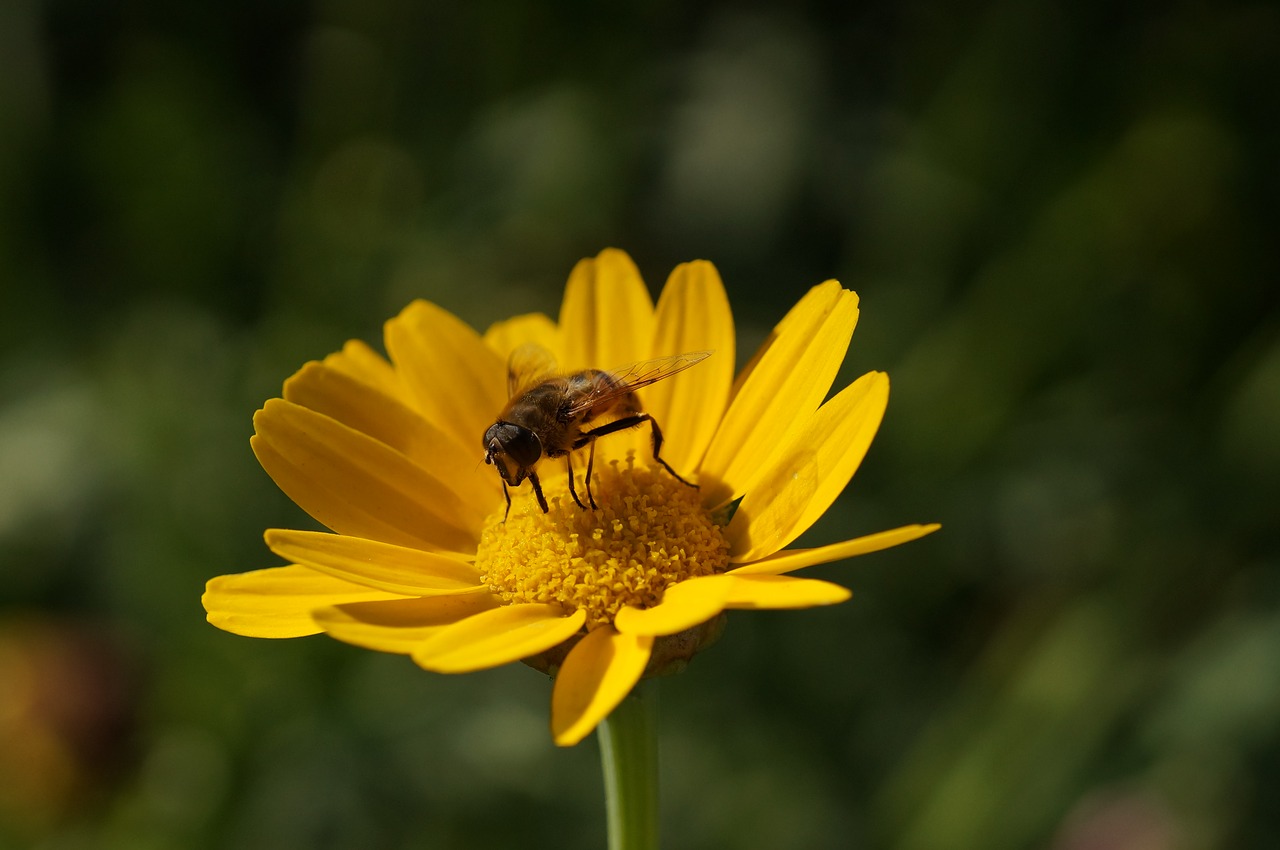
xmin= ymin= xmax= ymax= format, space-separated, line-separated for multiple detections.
xmin=476 ymin=459 xmax=731 ymax=630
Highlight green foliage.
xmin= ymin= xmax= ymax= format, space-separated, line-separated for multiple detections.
xmin=2 ymin=0 xmax=1277 ymax=847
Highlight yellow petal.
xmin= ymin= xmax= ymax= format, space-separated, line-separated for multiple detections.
xmin=643 ymin=260 xmax=736 ymax=475
xmin=203 ymin=565 xmax=406 ymax=638
xmin=483 ymin=312 xmax=562 ymax=363
xmin=284 ymin=360 xmax=413 ymax=443
xmin=728 ymin=524 xmax=942 ymax=575
xmin=727 ymin=371 xmax=890 ymax=561
xmin=551 ymin=626 xmax=653 ymax=747
xmin=264 ymin=529 xmax=483 ymax=596
xmin=556 ymin=249 xmax=658 ymax=466
xmin=700 ymin=283 xmax=859 ymax=507
xmin=314 ymin=594 xmax=500 ymax=654
xmin=383 ymin=299 xmax=507 ymax=451
xmin=283 ymin=361 xmax=502 ymax=512
xmin=613 ymin=575 xmax=735 ymax=637
xmin=412 ymin=605 xmax=587 ymax=673
xmin=252 ymin=399 xmax=481 ymax=555
xmin=723 ymin=575 xmax=851 ymax=609
xmin=722 ymin=280 xmax=843 ymax=409
xmin=558 ymin=248 xmax=655 ymax=371
xmin=322 ymin=339 xmax=402 ymax=400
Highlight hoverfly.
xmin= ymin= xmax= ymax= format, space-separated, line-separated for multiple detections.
xmin=482 ymin=347 xmax=711 ymax=518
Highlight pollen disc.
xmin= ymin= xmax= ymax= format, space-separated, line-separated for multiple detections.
xmin=476 ymin=460 xmax=730 ymax=630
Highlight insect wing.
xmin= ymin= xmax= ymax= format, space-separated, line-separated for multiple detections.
xmin=506 ymin=342 xmax=559 ymax=398
xmin=563 ymin=350 xmax=712 ymax=416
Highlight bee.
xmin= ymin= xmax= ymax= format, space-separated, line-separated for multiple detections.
xmin=482 ymin=347 xmax=711 ymax=518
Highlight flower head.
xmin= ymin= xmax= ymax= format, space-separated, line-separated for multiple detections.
xmin=203 ymin=249 xmax=938 ymax=746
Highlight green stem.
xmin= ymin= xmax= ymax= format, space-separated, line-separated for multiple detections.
xmin=597 ymin=681 xmax=660 ymax=850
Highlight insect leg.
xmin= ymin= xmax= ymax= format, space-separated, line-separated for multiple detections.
xmin=577 ymin=414 xmax=698 ymax=490
xmin=528 ymin=469 xmax=550 ymax=513
xmin=501 ymin=481 xmax=512 ymax=521
xmin=584 ymin=440 xmax=598 ymax=509
xmin=577 ymin=414 xmax=646 ymax=442
xmin=566 ymin=453 xmax=587 ymax=510
xmin=641 ymin=414 xmax=698 ymax=488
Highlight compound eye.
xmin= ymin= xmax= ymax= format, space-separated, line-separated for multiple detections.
xmin=482 ymin=423 xmax=503 ymax=453
xmin=504 ymin=426 xmax=542 ymax=467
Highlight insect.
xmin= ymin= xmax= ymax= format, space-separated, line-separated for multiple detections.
xmin=482 ymin=347 xmax=712 ymax=518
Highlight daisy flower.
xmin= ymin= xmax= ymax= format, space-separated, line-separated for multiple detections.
xmin=203 ymin=248 xmax=938 ymax=747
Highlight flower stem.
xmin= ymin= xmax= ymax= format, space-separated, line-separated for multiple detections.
xmin=598 ymin=682 xmax=659 ymax=850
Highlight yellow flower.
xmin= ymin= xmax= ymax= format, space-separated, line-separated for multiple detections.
xmin=203 ymin=249 xmax=938 ymax=746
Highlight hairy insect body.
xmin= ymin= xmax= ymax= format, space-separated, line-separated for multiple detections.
xmin=482 ymin=353 xmax=709 ymax=519
xmin=499 ymin=370 xmax=609 ymax=437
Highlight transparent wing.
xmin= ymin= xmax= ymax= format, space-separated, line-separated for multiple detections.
xmin=507 ymin=343 xmax=559 ymax=398
xmin=501 ymin=343 xmax=558 ymax=399
xmin=563 ymin=350 xmax=713 ymax=417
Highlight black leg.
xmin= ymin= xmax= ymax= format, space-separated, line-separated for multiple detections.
xmin=577 ymin=414 xmax=698 ymax=491
xmin=529 ymin=470 xmax=550 ymax=513
xmin=575 ymin=414 xmax=648 ymax=443
xmin=643 ymin=414 xmax=697 ymax=488
xmin=501 ymin=481 xmax=512 ymax=521
xmin=585 ymin=440 xmax=598 ymax=509
xmin=566 ymin=454 xmax=587 ymax=510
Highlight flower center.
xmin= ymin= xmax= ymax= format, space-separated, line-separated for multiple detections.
xmin=476 ymin=458 xmax=731 ymax=629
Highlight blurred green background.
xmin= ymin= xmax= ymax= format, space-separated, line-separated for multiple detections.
xmin=2 ymin=0 xmax=1278 ymax=848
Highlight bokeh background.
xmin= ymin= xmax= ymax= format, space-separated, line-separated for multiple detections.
xmin=2 ymin=0 xmax=1278 ymax=848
